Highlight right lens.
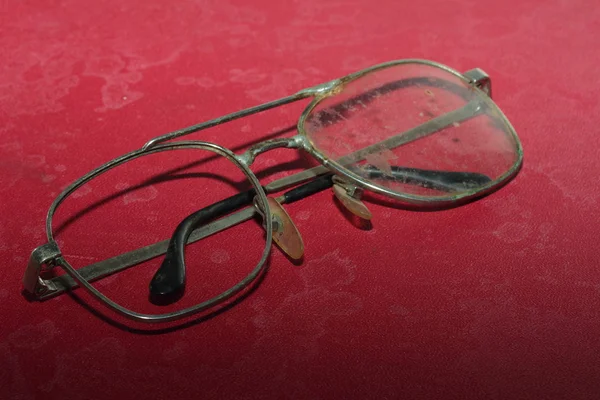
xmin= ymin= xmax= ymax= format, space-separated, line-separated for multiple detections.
xmin=302 ymin=61 xmax=521 ymax=200
xmin=50 ymin=145 xmax=267 ymax=316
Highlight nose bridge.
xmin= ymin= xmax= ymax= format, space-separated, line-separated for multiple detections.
xmin=237 ymin=136 xmax=303 ymax=167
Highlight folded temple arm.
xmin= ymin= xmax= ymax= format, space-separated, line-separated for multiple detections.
xmin=149 ymin=166 xmax=491 ymax=302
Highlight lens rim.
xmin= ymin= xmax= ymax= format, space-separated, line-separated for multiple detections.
xmin=44 ymin=141 xmax=273 ymax=323
xmin=297 ymin=59 xmax=524 ymax=208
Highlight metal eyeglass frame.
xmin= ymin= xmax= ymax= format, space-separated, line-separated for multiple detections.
xmin=23 ymin=59 xmax=523 ymax=324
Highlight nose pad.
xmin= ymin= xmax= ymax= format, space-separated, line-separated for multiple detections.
xmin=254 ymin=196 xmax=304 ymax=260
xmin=332 ymin=183 xmax=372 ymax=220
xmin=266 ymin=198 xmax=304 ymax=260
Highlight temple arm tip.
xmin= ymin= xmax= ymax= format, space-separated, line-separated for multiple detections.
xmin=149 ymin=243 xmax=186 ymax=305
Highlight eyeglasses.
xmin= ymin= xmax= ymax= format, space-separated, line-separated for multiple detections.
xmin=23 ymin=59 xmax=523 ymax=324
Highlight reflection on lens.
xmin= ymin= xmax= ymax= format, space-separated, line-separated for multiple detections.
xmin=302 ymin=62 xmax=521 ymax=199
xmin=51 ymin=148 xmax=265 ymax=314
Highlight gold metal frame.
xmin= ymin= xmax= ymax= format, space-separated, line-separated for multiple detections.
xmin=23 ymin=59 xmax=523 ymax=325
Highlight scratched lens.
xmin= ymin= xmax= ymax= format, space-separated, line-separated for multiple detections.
xmin=50 ymin=148 xmax=265 ymax=314
xmin=302 ymin=62 xmax=521 ymax=199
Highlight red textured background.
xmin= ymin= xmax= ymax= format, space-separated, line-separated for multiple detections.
xmin=2 ymin=0 xmax=600 ymax=399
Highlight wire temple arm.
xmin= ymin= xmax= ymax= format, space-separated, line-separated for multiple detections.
xmin=149 ymin=167 xmax=491 ymax=302
xmin=360 ymin=167 xmax=491 ymax=192
xmin=31 ymin=167 xmax=490 ymax=301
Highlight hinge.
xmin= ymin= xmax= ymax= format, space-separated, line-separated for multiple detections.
xmin=464 ymin=68 xmax=492 ymax=98
xmin=22 ymin=242 xmax=61 ymax=299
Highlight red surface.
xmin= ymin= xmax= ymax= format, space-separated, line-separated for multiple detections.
xmin=2 ymin=0 xmax=599 ymax=399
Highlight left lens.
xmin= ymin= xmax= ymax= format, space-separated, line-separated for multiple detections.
xmin=301 ymin=61 xmax=521 ymax=200
xmin=51 ymin=144 xmax=268 ymax=317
